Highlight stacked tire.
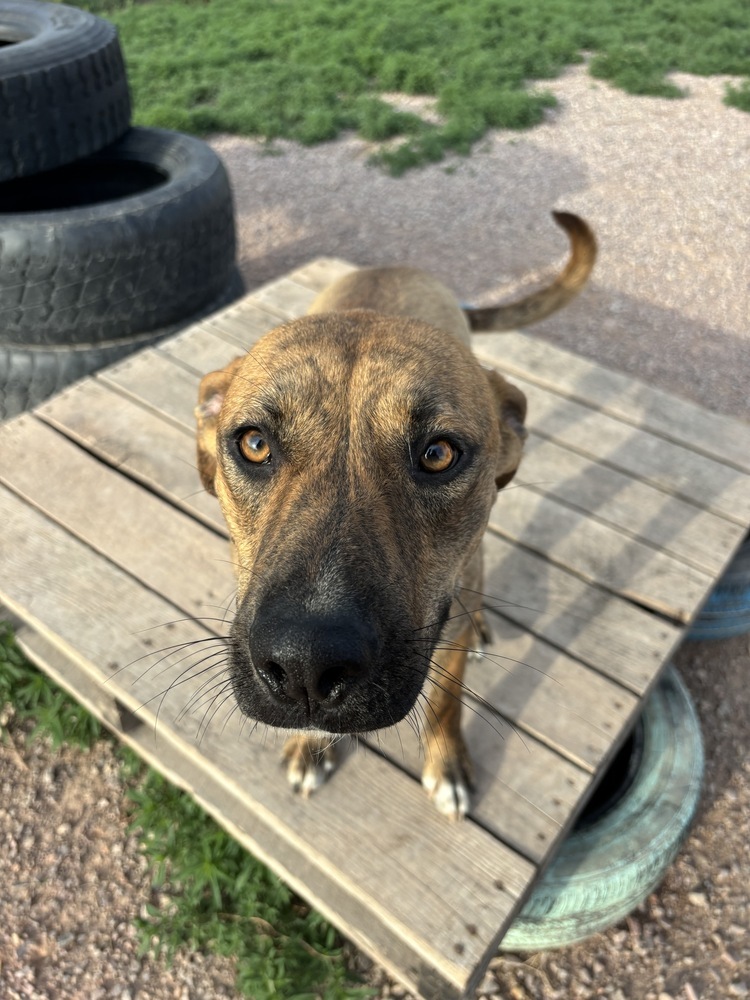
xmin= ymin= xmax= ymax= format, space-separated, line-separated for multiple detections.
xmin=0 ymin=0 xmax=240 ymax=420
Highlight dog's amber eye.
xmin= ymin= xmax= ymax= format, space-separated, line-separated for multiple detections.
xmin=420 ymin=439 xmax=457 ymax=473
xmin=238 ymin=428 xmax=271 ymax=464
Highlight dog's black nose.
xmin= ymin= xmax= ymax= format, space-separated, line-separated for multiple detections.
xmin=248 ymin=605 xmax=376 ymax=714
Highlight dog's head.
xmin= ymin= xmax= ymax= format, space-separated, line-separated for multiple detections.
xmin=196 ymin=310 xmax=526 ymax=735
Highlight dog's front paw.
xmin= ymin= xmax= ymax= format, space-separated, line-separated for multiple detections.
xmin=282 ymin=734 xmax=338 ymax=797
xmin=421 ymin=751 xmax=474 ymax=820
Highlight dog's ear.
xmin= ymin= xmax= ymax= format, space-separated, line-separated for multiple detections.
xmin=484 ymin=368 xmax=527 ymax=490
xmin=195 ymin=358 xmax=243 ymax=495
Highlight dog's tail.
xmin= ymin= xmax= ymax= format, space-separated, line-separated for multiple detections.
xmin=464 ymin=211 xmax=597 ymax=332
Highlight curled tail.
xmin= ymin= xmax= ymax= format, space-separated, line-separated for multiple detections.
xmin=464 ymin=211 xmax=597 ymax=332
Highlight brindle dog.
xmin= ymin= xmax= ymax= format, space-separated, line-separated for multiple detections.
xmin=195 ymin=211 xmax=596 ymax=818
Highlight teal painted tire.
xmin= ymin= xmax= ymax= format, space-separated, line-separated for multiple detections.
xmin=500 ymin=665 xmax=703 ymax=952
xmin=687 ymin=536 xmax=750 ymax=641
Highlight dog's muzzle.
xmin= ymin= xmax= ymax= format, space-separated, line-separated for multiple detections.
xmin=229 ymin=593 xmax=441 ymax=734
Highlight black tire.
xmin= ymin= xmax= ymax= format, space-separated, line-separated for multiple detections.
xmin=0 ymin=127 xmax=237 ymax=347
xmin=687 ymin=535 xmax=750 ymax=640
xmin=0 ymin=0 xmax=131 ymax=181
xmin=500 ymin=664 xmax=703 ymax=952
xmin=0 ymin=268 xmax=245 ymax=422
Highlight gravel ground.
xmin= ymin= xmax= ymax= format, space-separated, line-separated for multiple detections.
xmin=1 ymin=65 xmax=749 ymax=999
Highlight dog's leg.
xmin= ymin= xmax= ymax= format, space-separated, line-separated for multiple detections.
xmin=421 ymin=622 xmax=475 ymax=820
xmin=282 ymin=732 xmax=339 ymax=797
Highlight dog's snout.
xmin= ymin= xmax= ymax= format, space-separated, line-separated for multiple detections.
xmin=248 ymin=605 xmax=376 ymax=719
xmin=256 ymin=647 xmax=363 ymax=707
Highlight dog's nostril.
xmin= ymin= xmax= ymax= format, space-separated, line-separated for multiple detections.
xmin=258 ymin=660 xmax=287 ymax=698
xmin=316 ymin=664 xmax=356 ymax=703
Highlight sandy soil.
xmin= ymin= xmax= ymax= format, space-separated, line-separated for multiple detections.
xmin=1 ymin=65 xmax=749 ymax=999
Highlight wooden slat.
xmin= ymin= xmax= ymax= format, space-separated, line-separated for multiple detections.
xmin=248 ymin=276 xmax=318 ymax=318
xmin=461 ymin=610 xmax=639 ymax=771
xmin=286 ymin=257 xmax=358 ymax=291
xmin=489 ymin=485 xmax=714 ymax=621
xmin=37 ymin=379 xmax=224 ymax=532
xmin=0 ymin=414 xmax=233 ymax=621
xmin=515 ymin=434 xmax=744 ymax=576
xmin=159 ymin=325 xmax=250 ymax=377
xmin=375 ymin=714 xmax=590 ymax=866
xmin=481 ymin=533 xmax=684 ymax=694
xmin=3 ymin=406 xmax=638 ymax=771
xmin=100 ymin=348 xmax=201 ymax=430
xmin=0 ymin=483 xmax=534 ymax=998
xmin=473 ymin=332 xmax=750 ymax=473
xmin=481 ymin=369 xmax=750 ymax=526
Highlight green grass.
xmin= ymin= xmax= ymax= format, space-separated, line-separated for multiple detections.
xmin=0 ymin=622 xmax=372 ymax=999
xmin=72 ymin=0 xmax=750 ymax=172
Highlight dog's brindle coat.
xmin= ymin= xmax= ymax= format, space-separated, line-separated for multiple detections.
xmin=196 ymin=212 xmax=596 ymax=818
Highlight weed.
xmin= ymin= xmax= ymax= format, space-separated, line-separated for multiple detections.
xmin=0 ymin=621 xmax=371 ymax=999
xmin=68 ymin=0 xmax=750 ymax=172
xmin=726 ymin=79 xmax=750 ymax=111
xmin=130 ymin=770 xmax=373 ymax=999
xmin=0 ymin=621 xmax=102 ymax=749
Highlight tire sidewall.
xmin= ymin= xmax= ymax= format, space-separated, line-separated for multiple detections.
xmin=0 ymin=128 xmax=236 ymax=346
xmin=500 ymin=665 xmax=704 ymax=952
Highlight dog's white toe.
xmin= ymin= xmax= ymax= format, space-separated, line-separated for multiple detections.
xmin=422 ymin=771 xmax=471 ymax=820
xmin=283 ymin=736 xmax=337 ymax=798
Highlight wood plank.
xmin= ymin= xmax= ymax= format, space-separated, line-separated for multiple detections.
xmin=0 ymin=484 xmax=535 ymax=997
xmin=473 ymin=331 xmax=750 ymax=473
xmin=489 ymin=485 xmax=715 ymax=621
xmin=0 ymin=410 xmax=639 ymax=774
xmin=480 ymin=369 xmax=750 ymax=526
xmin=480 ymin=533 xmax=684 ymax=694
xmin=0 ymin=414 xmax=233 ymax=622
xmin=100 ymin=348 xmax=201 ymax=430
xmin=37 ymin=379 xmax=224 ymax=532
xmin=515 ymin=433 xmax=744 ymax=576
xmin=248 ymin=276 xmax=318 ymax=318
xmin=206 ymin=308 xmax=280 ymax=348
xmin=287 ymin=257 xmax=358 ymax=291
xmin=377 ymin=694 xmax=592 ymax=864
xmin=161 ymin=326 xmax=246 ymax=380
xmin=462 ymin=610 xmax=639 ymax=771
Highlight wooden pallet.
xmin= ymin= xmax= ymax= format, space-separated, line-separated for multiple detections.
xmin=1 ymin=259 xmax=749 ymax=999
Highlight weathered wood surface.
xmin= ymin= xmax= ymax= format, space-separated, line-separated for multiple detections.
xmin=1 ymin=256 xmax=750 ymax=999
xmin=472 ymin=331 xmax=750 ymax=473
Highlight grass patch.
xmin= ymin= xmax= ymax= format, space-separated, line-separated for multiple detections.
xmin=0 ymin=622 xmax=372 ymax=999
xmin=69 ymin=0 xmax=749 ymax=172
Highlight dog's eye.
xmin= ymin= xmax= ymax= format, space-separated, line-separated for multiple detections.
xmin=420 ymin=439 xmax=458 ymax=473
xmin=238 ymin=428 xmax=271 ymax=464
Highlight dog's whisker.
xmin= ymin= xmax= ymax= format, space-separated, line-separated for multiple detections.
xmin=172 ymin=662 xmax=233 ymax=721
xmin=142 ymin=636 xmax=229 ymax=680
xmin=115 ymin=634 xmax=229 ymax=687
xmin=142 ymin=659 xmax=229 ymax=731
xmin=410 ymin=652 xmax=526 ymax=748
xmin=413 ymin=638 xmax=558 ymax=682
xmin=453 ymin=593 xmax=486 ymax=648
xmin=197 ymin=685 xmax=237 ymax=744
xmin=159 ymin=650 xmax=229 ymax=701
xmin=220 ymin=700 xmax=241 ymax=735
xmin=457 ymin=585 xmax=610 ymax=629
xmin=133 ymin=616 xmax=232 ymax=634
